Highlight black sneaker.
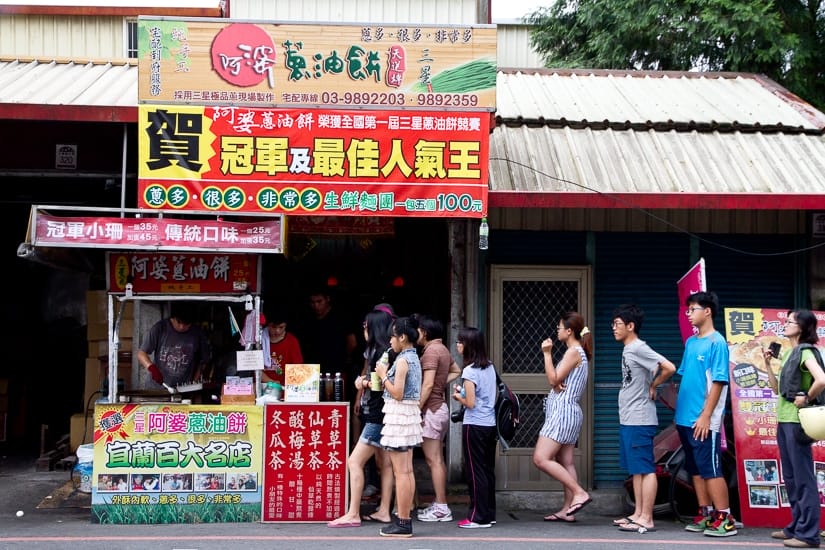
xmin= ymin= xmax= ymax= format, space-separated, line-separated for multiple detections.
xmin=380 ymin=517 xmax=413 ymax=538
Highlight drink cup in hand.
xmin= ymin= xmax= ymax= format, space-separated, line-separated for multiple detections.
xmin=370 ymin=372 xmax=382 ymax=391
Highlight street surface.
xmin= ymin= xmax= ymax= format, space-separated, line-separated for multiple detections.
xmin=0 ymin=454 xmax=804 ymax=550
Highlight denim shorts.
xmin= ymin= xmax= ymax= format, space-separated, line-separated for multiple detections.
xmin=619 ymin=424 xmax=657 ymax=475
xmin=359 ymin=422 xmax=383 ymax=448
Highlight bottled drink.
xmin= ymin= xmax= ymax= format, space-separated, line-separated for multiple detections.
xmin=323 ymin=373 xmax=333 ymax=401
xmin=479 ymin=217 xmax=489 ymax=250
xmin=333 ymin=372 xmax=344 ymax=402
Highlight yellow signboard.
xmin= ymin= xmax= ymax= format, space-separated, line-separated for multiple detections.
xmin=91 ymin=403 xmax=264 ymax=524
xmin=138 ymin=17 xmax=497 ymax=110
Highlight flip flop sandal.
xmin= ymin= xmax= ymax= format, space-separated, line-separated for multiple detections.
xmin=565 ymin=497 xmax=593 ymax=516
xmin=618 ymin=521 xmax=657 ymax=534
xmin=612 ymin=516 xmax=635 ymax=526
xmin=544 ymin=513 xmax=576 ymax=523
xmin=361 ymin=513 xmax=391 ymax=524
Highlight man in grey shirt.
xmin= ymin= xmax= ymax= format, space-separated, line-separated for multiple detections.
xmin=611 ymin=304 xmax=676 ymax=534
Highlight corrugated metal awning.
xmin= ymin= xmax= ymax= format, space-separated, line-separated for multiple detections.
xmin=0 ymin=57 xmax=137 ymax=122
xmin=4 ymin=62 xmax=825 ymax=208
xmin=491 ymin=69 xmax=825 ymax=209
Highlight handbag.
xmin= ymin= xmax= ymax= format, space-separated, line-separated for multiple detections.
xmin=450 ymin=405 xmax=465 ymax=423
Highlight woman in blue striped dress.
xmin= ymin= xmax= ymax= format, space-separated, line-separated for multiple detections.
xmin=533 ymin=311 xmax=593 ymax=522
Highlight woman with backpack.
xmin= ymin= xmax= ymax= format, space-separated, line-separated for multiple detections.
xmin=452 ymin=326 xmax=498 ymax=528
xmin=762 ymin=309 xmax=825 ymax=549
xmin=533 ymin=311 xmax=592 ymax=523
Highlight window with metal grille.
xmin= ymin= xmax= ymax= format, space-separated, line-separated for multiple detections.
xmin=125 ymin=20 xmax=138 ymax=58
xmin=502 ymin=279 xmax=579 ymax=375
xmin=490 ymin=266 xmax=591 ymax=453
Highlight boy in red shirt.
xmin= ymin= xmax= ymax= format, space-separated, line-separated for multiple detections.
xmin=262 ymin=308 xmax=303 ymax=386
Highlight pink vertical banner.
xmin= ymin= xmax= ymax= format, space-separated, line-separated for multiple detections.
xmin=677 ymin=258 xmax=706 ymax=343
xmin=675 ymin=259 xmax=726 ymax=449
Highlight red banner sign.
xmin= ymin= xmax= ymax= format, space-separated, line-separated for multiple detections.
xmin=137 ymin=105 xmax=489 ymax=217
xmin=725 ymin=307 xmax=825 ymax=528
xmin=262 ymin=403 xmax=349 ymax=522
xmin=107 ymin=252 xmax=259 ymax=293
xmin=33 ymin=212 xmax=283 ymax=253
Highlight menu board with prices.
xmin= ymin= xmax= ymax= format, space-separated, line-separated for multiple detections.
xmin=261 ymin=403 xmax=349 ymax=522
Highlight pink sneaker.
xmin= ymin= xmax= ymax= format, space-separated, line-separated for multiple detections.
xmin=458 ymin=518 xmax=492 ymax=529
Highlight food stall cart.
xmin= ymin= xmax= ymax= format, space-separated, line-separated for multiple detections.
xmin=24 ymin=206 xmax=349 ymax=524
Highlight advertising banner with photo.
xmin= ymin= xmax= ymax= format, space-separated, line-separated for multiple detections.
xmin=106 ymin=252 xmax=260 ymax=294
xmin=137 ymin=18 xmax=497 ymax=110
xmin=137 ymin=105 xmax=489 ymax=217
xmin=724 ymin=307 xmax=825 ymax=528
xmin=90 ymin=404 xmax=264 ymax=524
xmin=262 ymin=403 xmax=349 ymax=522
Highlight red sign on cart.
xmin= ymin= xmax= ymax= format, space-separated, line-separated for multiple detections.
xmin=725 ymin=307 xmax=825 ymax=529
xmin=107 ymin=252 xmax=259 ymax=293
xmin=262 ymin=403 xmax=349 ymax=522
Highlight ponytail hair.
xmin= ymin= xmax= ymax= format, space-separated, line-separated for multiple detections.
xmin=560 ymin=311 xmax=592 ymax=361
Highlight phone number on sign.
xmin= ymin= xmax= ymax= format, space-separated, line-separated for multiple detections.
xmin=319 ymin=92 xmax=480 ymax=107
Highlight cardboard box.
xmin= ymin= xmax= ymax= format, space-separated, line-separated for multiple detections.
xmin=84 ymin=358 xmax=104 ymax=408
xmin=87 ymin=319 xmax=135 ymax=342
xmin=85 ymin=358 xmax=131 ymax=406
xmin=70 ymin=412 xmax=94 ymax=453
xmin=220 ymin=393 xmax=256 ymax=404
xmin=86 ymin=291 xmax=133 ymax=325
xmin=221 ymin=382 xmax=256 ymax=404
xmin=88 ymin=338 xmax=132 ymax=358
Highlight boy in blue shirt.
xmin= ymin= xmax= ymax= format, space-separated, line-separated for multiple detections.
xmin=676 ymin=291 xmax=736 ymax=537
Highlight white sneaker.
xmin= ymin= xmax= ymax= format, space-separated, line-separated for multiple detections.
xmin=417 ymin=505 xmax=453 ymax=522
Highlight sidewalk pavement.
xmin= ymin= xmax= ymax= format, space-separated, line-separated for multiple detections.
xmin=2 ymin=452 xmax=821 ymax=549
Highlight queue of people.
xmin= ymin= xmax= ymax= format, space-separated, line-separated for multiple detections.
xmin=134 ymin=289 xmax=825 ymax=543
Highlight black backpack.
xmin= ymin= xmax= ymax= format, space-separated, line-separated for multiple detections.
xmin=494 ymin=370 xmax=520 ymax=451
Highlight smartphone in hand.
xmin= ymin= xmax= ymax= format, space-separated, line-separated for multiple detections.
xmin=768 ymin=342 xmax=782 ymax=358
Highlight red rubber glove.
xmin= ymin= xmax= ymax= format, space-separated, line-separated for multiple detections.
xmin=147 ymin=364 xmax=163 ymax=384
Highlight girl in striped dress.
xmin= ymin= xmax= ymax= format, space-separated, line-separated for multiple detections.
xmin=533 ymin=311 xmax=593 ymax=522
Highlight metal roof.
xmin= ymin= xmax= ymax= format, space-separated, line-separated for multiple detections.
xmin=490 ymin=69 xmax=825 ymax=209
xmin=0 ymin=57 xmax=137 ymax=122
xmin=3 ymin=61 xmax=825 ymax=208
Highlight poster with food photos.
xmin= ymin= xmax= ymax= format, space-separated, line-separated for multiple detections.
xmin=725 ymin=307 xmax=825 ymax=528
